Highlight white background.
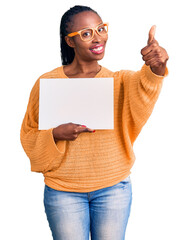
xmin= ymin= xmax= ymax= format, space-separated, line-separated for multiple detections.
xmin=1 ymin=0 xmax=189 ymax=239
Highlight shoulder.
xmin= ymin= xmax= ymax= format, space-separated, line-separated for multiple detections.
xmin=39 ymin=66 xmax=63 ymax=79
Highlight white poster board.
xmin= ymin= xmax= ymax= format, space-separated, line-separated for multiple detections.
xmin=39 ymin=78 xmax=114 ymax=130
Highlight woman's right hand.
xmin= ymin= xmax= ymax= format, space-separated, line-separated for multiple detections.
xmin=52 ymin=122 xmax=95 ymax=142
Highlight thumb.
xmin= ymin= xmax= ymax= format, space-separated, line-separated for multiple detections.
xmin=148 ymin=25 xmax=156 ymax=44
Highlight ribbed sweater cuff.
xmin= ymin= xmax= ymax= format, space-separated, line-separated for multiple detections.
xmin=30 ymin=128 xmax=66 ymax=173
xmin=142 ymin=64 xmax=168 ymax=83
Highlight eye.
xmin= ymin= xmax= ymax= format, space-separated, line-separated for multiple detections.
xmin=81 ymin=30 xmax=92 ymax=38
xmin=98 ymin=24 xmax=108 ymax=34
xmin=83 ymin=32 xmax=90 ymax=36
xmin=98 ymin=26 xmax=105 ymax=32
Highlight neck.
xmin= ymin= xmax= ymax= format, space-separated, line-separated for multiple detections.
xmin=69 ymin=57 xmax=101 ymax=74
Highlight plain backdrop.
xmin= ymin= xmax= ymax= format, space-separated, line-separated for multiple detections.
xmin=1 ymin=0 xmax=189 ymax=239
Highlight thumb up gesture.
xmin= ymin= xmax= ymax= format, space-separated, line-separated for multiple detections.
xmin=141 ymin=25 xmax=169 ymax=76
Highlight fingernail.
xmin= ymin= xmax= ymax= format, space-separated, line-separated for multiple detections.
xmin=82 ymin=125 xmax=86 ymax=127
xmin=92 ymin=130 xmax=95 ymax=132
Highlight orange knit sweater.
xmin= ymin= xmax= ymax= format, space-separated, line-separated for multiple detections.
xmin=20 ymin=64 xmax=168 ymax=192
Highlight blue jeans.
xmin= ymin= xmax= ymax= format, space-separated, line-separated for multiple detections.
xmin=43 ymin=176 xmax=132 ymax=240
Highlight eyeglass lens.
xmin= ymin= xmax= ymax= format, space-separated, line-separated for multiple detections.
xmin=81 ymin=24 xmax=108 ymax=41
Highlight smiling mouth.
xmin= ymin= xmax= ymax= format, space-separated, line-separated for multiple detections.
xmin=90 ymin=45 xmax=104 ymax=54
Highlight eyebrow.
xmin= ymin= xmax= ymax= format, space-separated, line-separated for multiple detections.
xmin=79 ymin=22 xmax=103 ymax=31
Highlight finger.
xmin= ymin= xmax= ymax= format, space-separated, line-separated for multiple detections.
xmin=141 ymin=45 xmax=152 ymax=56
xmin=145 ymin=57 xmax=162 ymax=67
xmin=87 ymin=128 xmax=95 ymax=132
xmin=71 ymin=123 xmax=82 ymax=127
xmin=141 ymin=40 xmax=158 ymax=56
xmin=75 ymin=124 xmax=87 ymax=129
xmin=76 ymin=126 xmax=94 ymax=133
xmin=142 ymin=48 xmax=161 ymax=61
xmin=148 ymin=25 xmax=156 ymax=44
xmin=75 ymin=125 xmax=87 ymax=132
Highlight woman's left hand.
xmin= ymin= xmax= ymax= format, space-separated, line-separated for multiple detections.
xmin=141 ymin=25 xmax=169 ymax=76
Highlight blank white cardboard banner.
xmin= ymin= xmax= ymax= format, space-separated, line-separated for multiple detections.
xmin=39 ymin=78 xmax=114 ymax=130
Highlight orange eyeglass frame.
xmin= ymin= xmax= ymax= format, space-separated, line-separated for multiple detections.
xmin=67 ymin=22 xmax=109 ymax=40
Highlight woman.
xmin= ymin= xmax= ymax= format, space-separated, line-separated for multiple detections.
xmin=20 ymin=5 xmax=169 ymax=240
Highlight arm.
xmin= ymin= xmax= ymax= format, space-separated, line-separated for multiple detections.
xmin=122 ymin=26 xmax=169 ymax=143
xmin=122 ymin=64 xmax=168 ymax=143
xmin=20 ymin=79 xmax=66 ymax=174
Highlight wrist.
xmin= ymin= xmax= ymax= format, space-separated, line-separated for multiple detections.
xmin=150 ymin=63 xmax=166 ymax=76
xmin=52 ymin=128 xmax=58 ymax=142
xmin=150 ymin=65 xmax=166 ymax=76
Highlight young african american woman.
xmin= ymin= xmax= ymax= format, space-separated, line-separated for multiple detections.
xmin=20 ymin=5 xmax=169 ymax=240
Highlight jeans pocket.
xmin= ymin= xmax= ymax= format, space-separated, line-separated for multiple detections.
xmin=44 ymin=184 xmax=60 ymax=195
xmin=118 ymin=176 xmax=131 ymax=189
xmin=45 ymin=184 xmax=54 ymax=191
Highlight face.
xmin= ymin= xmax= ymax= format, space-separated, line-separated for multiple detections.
xmin=65 ymin=11 xmax=108 ymax=62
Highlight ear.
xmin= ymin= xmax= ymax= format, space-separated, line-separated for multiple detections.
xmin=65 ymin=36 xmax=75 ymax=48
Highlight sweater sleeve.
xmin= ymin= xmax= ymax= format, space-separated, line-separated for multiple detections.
xmin=122 ymin=64 xmax=168 ymax=144
xmin=20 ymin=78 xmax=66 ymax=173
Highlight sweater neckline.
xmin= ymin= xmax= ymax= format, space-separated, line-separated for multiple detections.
xmin=58 ymin=65 xmax=104 ymax=78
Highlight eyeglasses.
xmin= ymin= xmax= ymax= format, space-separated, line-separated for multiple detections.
xmin=67 ymin=23 xmax=108 ymax=41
